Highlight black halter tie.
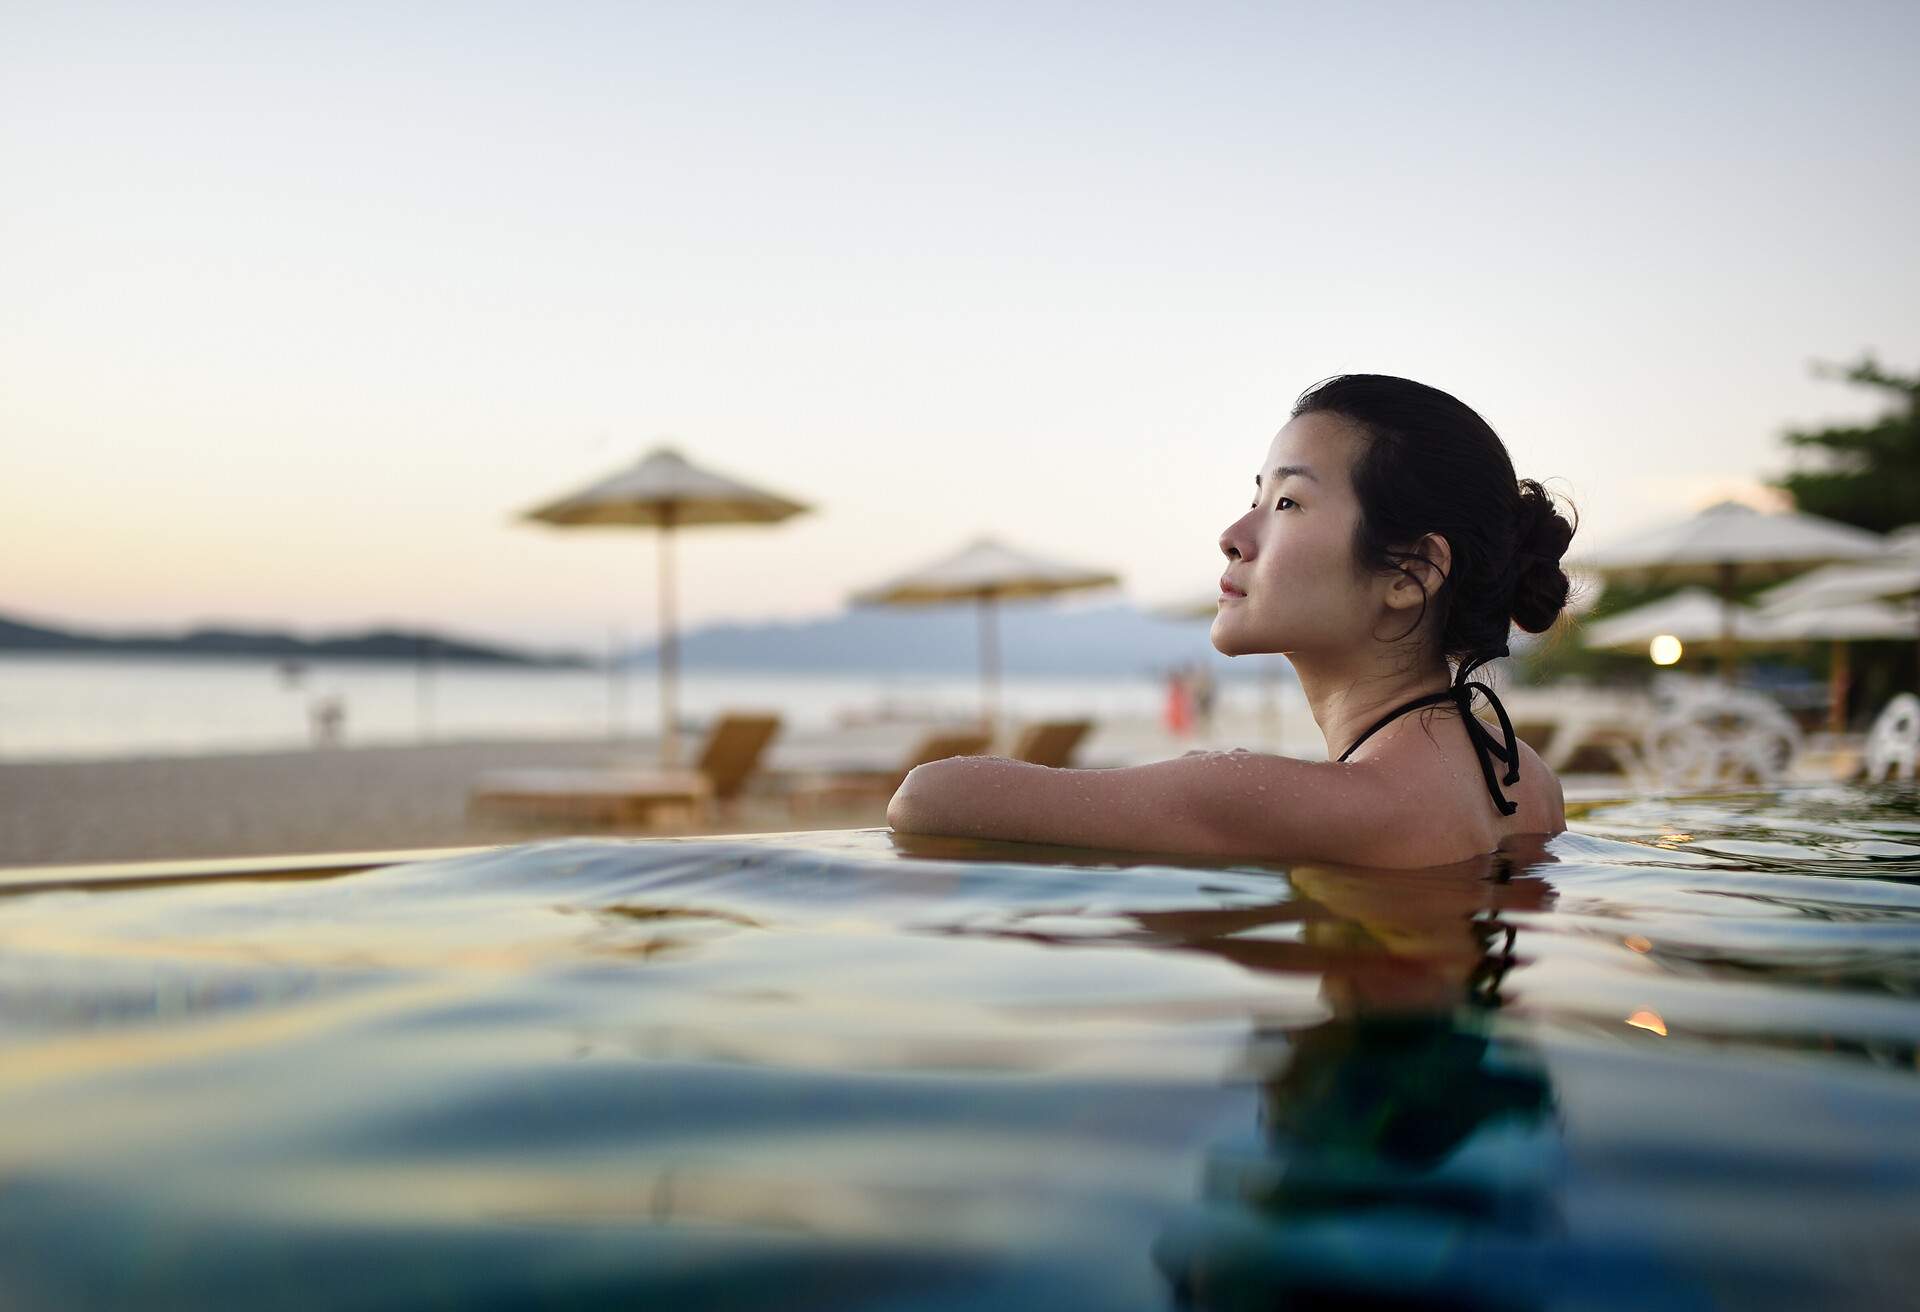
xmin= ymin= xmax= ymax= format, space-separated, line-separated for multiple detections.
xmin=1336 ymin=679 xmax=1522 ymax=817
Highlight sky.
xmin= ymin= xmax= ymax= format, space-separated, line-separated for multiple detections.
xmin=4 ymin=0 xmax=1917 ymax=652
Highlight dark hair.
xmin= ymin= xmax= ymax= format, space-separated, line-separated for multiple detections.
xmin=1291 ymin=373 xmax=1576 ymax=683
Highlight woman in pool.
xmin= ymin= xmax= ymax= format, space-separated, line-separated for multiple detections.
xmin=887 ymin=373 xmax=1577 ymax=868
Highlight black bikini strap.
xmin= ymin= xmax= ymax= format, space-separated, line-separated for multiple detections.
xmin=1337 ymin=682 xmax=1523 ymax=817
xmin=1337 ymin=689 xmax=1456 ymax=763
xmin=1456 ymin=681 xmax=1523 ymax=817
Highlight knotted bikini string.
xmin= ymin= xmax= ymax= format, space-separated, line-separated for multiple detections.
xmin=1452 ymin=679 xmax=1522 ymax=817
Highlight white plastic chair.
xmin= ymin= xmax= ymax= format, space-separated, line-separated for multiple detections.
xmin=1641 ymin=681 xmax=1802 ymax=790
xmin=1864 ymin=693 xmax=1920 ymax=782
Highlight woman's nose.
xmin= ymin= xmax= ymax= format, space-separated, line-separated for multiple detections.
xmin=1219 ymin=519 xmax=1250 ymax=561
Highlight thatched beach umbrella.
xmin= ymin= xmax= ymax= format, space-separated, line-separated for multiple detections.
xmin=850 ymin=537 xmax=1119 ymax=732
xmin=522 ymin=446 xmax=812 ymax=766
xmin=1581 ymin=501 xmax=1884 ymax=679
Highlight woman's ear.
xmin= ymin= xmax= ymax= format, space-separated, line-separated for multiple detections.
xmin=1383 ymin=533 xmax=1453 ymax=612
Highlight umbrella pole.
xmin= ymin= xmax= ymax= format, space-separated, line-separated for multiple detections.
xmin=607 ymin=624 xmax=624 ymax=742
xmin=978 ymin=593 xmax=1000 ymax=737
xmin=1717 ymin=561 xmax=1738 ymax=683
xmin=415 ymin=635 xmax=435 ymax=743
xmin=1828 ymin=639 xmax=1849 ymax=737
xmin=658 ymin=511 xmax=680 ymax=768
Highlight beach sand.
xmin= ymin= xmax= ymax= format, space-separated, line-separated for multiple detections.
xmin=0 ymin=715 xmax=1324 ymax=868
xmin=1 ymin=708 xmax=1654 ymax=870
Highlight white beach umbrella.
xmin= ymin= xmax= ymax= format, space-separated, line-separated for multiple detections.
xmin=1754 ymin=597 xmax=1918 ymax=642
xmin=1580 ymin=501 xmax=1885 ymax=678
xmin=523 ymin=446 xmax=813 ymax=766
xmin=1755 ymin=523 xmax=1920 ymax=696
xmin=1581 ymin=587 xmax=1769 ymax=653
xmin=1583 ymin=589 xmax=1915 ymax=731
xmin=1752 ymin=596 xmax=1920 ymax=733
xmin=1756 ymin=555 xmax=1920 ymax=613
xmin=849 ymin=537 xmax=1120 ymax=731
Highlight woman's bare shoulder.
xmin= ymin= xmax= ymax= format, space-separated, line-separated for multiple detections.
xmin=1506 ymin=736 xmax=1566 ymax=836
xmin=1329 ymin=722 xmax=1564 ymax=864
xmin=1169 ymin=746 xmax=1467 ymax=866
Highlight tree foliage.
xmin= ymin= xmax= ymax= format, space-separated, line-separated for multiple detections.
xmin=1772 ymin=356 xmax=1920 ymax=533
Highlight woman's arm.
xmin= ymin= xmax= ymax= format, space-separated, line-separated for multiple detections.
xmin=886 ymin=749 xmax=1396 ymax=862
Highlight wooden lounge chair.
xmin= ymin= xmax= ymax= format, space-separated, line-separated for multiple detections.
xmin=681 ymin=712 xmax=783 ymax=806
xmin=470 ymin=712 xmax=782 ymax=829
xmin=782 ymin=728 xmax=993 ymax=820
xmin=1005 ymin=719 xmax=1092 ymax=768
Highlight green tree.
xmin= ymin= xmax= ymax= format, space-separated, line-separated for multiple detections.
xmin=1772 ymin=356 xmax=1920 ymax=533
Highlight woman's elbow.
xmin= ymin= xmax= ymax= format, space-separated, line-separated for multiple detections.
xmin=886 ymin=763 xmax=933 ymax=832
xmin=888 ymin=758 xmax=988 ymax=835
xmin=884 ymin=781 xmax=913 ymax=831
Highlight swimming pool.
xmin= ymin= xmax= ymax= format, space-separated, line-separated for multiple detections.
xmin=1 ymin=787 xmax=1916 ymax=1308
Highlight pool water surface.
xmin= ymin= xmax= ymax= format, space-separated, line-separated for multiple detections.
xmin=1 ymin=785 xmax=1917 ymax=1308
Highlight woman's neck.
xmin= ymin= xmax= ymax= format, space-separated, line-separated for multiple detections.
xmin=1290 ymin=649 xmax=1452 ymax=762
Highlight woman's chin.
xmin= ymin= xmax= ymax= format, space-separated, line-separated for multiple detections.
xmin=1211 ymin=614 xmax=1284 ymax=659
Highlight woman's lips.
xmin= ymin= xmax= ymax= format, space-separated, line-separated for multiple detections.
xmin=1219 ymin=575 xmax=1247 ymax=600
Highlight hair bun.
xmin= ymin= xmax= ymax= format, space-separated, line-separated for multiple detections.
xmin=1509 ymin=479 xmax=1575 ymax=633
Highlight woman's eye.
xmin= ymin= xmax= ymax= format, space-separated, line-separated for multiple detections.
xmin=1274 ymin=497 xmax=1297 ymax=511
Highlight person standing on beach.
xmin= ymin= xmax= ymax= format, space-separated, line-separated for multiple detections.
xmin=309 ymin=694 xmax=347 ymax=747
xmin=1189 ymin=662 xmax=1217 ymax=732
xmin=888 ymin=374 xmax=1575 ymax=868
xmin=1163 ymin=666 xmax=1194 ymax=737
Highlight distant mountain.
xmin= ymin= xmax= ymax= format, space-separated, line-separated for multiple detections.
xmin=0 ymin=611 xmax=587 ymax=667
xmin=1 ymin=600 xmax=1277 ymax=679
xmin=623 ymin=601 xmax=1279 ymax=679
xmin=0 ymin=615 xmax=89 ymax=650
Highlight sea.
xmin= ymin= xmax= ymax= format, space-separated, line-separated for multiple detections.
xmin=0 ymin=653 xmax=1295 ymax=761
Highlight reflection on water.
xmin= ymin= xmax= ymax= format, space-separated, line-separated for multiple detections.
xmin=1151 ymin=862 xmax=1569 ymax=1308
xmin=0 ymin=787 xmax=1917 ymax=1307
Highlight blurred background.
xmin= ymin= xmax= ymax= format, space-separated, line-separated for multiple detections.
xmin=3 ymin=0 xmax=1916 ymax=861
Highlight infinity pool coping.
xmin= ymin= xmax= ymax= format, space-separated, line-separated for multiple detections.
xmin=0 ymin=829 xmax=900 ymax=896
xmin=0 ymin=795 xmax=1675 ymax=895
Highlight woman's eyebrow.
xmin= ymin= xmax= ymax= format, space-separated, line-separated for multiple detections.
xmin=1253 ymin=464 xmax=1319 ymax=487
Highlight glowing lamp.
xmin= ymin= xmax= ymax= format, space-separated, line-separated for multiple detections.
xmin=1649 ymin=634 xmax=1683 ymax=666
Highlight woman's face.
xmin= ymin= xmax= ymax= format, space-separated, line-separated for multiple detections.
xmin=1211 ymin=412 xmax=1382 ymax=659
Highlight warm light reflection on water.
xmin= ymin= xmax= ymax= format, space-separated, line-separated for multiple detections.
xmin=1 ymin=785 xmax=1918 ymax=1307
